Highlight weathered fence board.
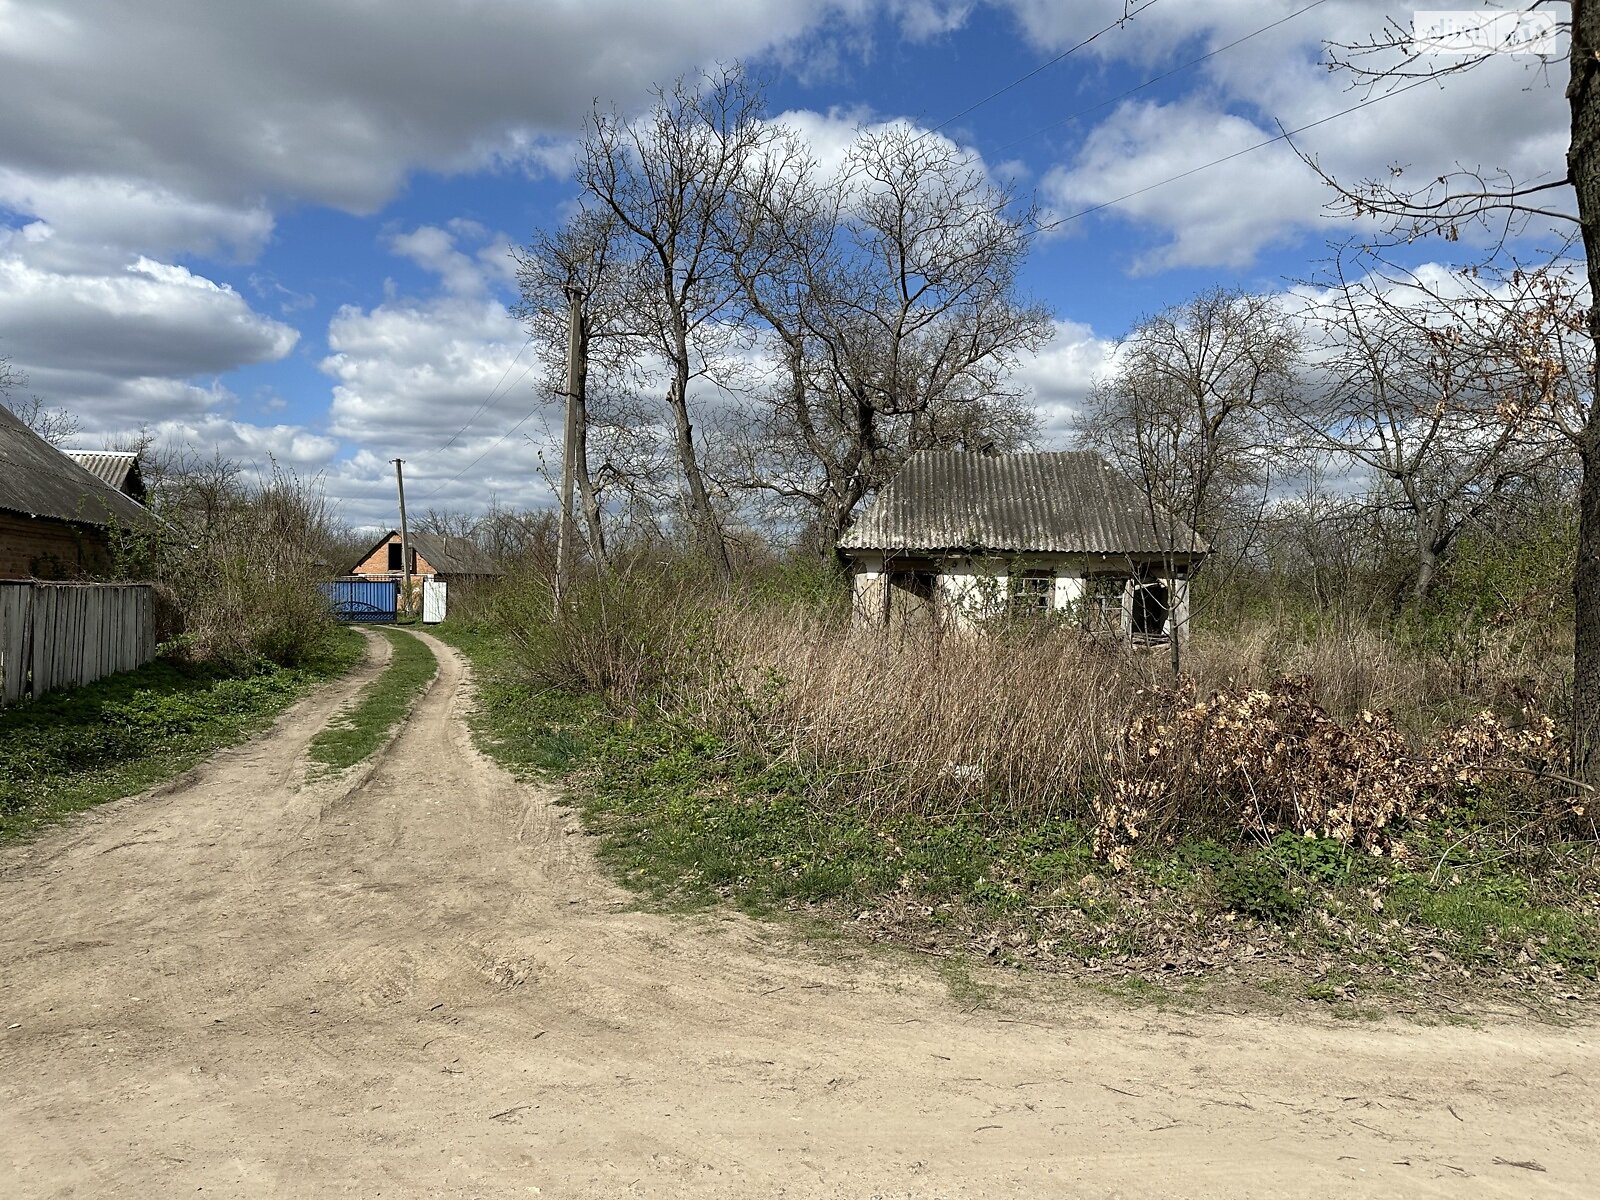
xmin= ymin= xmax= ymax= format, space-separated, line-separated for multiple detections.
xmin=0 ymin=581 xmax=155 ymax=704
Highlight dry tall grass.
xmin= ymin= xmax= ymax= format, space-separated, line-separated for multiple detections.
xmin=486 ymin=563 xmax=1575 ymax=841
xmin=670 ymin=600 xmax=1571 ymax=828
xmin=680 ymin=606 xmax=1140 ymax=820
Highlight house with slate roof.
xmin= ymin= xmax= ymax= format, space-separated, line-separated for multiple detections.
xmin=836 ymin=450 xmax=1208 ymax=642
xmin=0 ymin=405 xmax=153 ymax=580
xmin=347 ymin=529 xmax=502 ymax=585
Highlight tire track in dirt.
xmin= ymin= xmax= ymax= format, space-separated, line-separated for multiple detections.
xmin=1 ymin=628 xmax=1595 ymax=1198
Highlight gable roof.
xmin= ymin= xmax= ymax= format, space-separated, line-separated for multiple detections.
xmin=66 ymin=451 xmax=147 ymax=502
xmin=0 ymin=405 xmax=153 ymax=529
xmin=837 ymin=451 xmax=1207 ymax=557
xmin=351 ymin=529 xmax=502 ymax=576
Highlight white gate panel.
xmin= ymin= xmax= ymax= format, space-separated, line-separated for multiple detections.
xmin=422 ymin=579 xmax=447 ymax=624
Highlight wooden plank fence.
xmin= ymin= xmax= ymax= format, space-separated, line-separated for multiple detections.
xmin=0 ymin=582 xmax=156 ymax=705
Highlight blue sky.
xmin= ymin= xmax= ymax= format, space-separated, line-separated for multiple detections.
xmin=0 ymin=1 xmax=1570 ymax=527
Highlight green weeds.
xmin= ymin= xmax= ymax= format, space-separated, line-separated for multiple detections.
xmin=307 ymin=629 xmax=437 ymax=772
xmin=0 ymin=629 xmax=362 ymax=842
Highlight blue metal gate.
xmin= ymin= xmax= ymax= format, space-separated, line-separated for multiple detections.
xmin=319 ymin=579 xmax=398 ymax=623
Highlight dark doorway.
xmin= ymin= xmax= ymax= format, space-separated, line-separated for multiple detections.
xmin=1132 ymin=580 xmax=1170 ymax=640
xmin=887 ymin=570 xmax=937 ymax=631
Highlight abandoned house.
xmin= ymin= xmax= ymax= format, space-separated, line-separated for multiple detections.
xmin=837 ymin=450 xmax=1207 ymax=641
xmin=0 ymin=405 xmax=153 ymax=580
xmin=348 ymin=529 xmax=502 ymax=586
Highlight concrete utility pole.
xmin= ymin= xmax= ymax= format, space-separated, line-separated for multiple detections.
xmin=553 ymin=285 xmax=584 ymax=608
xmin=392 ymin=458 xmax=413 ymax=617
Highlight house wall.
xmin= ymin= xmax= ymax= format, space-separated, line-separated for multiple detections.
xmin=847 ymin=552 xmax=1194 ymax=644
xmin=0 ymin=511 xmax=113 ymax=581
xmin=849 ymin=554 xmax=887 ymax=623
xmin=351 ymin=536 xmax=438 ymax=579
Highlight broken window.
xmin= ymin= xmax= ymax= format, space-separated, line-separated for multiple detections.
xmin=1082 ymin=575 xmax=1127 ymax=635
xmin=386 ymin=542 xmax=403 ymax=571
xmin=887 ymin=569 xmax=937 ymax=630
xmin=1131 ymin=578 xmax=1170 ymax=640
xmin=1009 ymin=570 xmax=1054 ymax=615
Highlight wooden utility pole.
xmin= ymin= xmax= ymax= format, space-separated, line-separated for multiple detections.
xmin=553 ymin=285 xmax=583 ymax=607
xmin=393 ymin=458 xmax=413 ymax=618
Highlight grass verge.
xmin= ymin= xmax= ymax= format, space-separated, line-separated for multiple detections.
xmin=437 ymin=619 xmax=1600 ymax=1013
xmin=0 ymin=628 xmax=364 ymax=843
xmin=307 ymin=628 xmax=438 ymax=772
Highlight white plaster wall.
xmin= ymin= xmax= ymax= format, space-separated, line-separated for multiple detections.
xmin=850 ymin=555 xmax=886 ymax=625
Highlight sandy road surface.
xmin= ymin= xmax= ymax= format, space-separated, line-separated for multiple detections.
xmin=1 ymin=629 xmax=1596 ymax=1199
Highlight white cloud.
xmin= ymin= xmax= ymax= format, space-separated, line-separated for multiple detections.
xmin=1012 ymin=317 xmax=1116 ymax=442
xmin=0 ymin=168 xmax=273 ymax=263
xmin=0 ymin=226 xmax=299 ymax=431
xmin=1041 ymin=99 xmax=1325 ymax=271
xmin=323 ymin=224 xmax=533 ymax=447
xmin=0 ymin=0 xmax=879 ymax=219
xmin=0 ymin=249 xmax=296 ymax=379
xmin=1003 ymin=0 xmax=1570 ymax=269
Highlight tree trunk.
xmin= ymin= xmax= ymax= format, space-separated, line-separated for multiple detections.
xmin=1413 ymin=539 xmax=1440 ymax=605
xmin=666 ymin=371 xmax=731 ymax=578
xmin=569 ymin=321 xmax=608 ymax=572
xmin=1569 ymin=3 xmax=1600 ymax=786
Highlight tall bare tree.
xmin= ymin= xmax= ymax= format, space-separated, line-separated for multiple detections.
xmin=573 ymin=66 xmax=777 ymax=578
xmin=1079 ymin=287 xmax=1299 ymax=543
xmin=513 ymin=209 xmax=648 ymax=571
xmin=718 ymin=123 xmax=1050 ymax=553
xmin=1299 ymin=251 xmax=1573 ymax=602
xmin=1306 ymin=5 xmax=1600 ymax=783
xmin=1076 ymin=287 xmax=1300 ymax=671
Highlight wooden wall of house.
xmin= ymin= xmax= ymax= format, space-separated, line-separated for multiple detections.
xmin=350 ymin=536 xmax=437 ymax=578
xmin=0 ymin=512 xmax=113 ymax=581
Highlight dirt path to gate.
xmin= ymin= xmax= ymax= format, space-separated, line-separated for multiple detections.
xmin=1 ymin=629 xmax=1595 ymax=1198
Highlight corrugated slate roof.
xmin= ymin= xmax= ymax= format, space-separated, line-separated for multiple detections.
xmin=66 ymin=451 xmax=145 ymax=500
xmin=410 ymin=531 xmax=501 ymax=576
xmin=0 ymin=405 xmax=153 ymax=529
xmin=837 ymin=450 xmax=1206 ymax=556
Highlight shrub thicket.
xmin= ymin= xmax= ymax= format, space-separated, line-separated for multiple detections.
xmin=113 ymin=462 xmax=338 ymax=669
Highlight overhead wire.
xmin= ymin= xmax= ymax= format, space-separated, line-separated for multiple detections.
xmin=1037 ymin=70 xmax=1448 ymax=233
xmin=990 ymin=0 xmax=1332 ymax=157
xmin=925 ymin=0 xmax=1167 ymax=137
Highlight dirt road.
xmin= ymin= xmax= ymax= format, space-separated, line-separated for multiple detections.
xmin=2 ymin=630 xmax=1596 ymax=1198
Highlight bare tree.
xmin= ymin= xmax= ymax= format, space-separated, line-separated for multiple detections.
xmin=573 ymin=65 xmax=777 ymax=578
xmin=1076 ymin=287 xmax=1300 ymax=672
xmin=1298 ymin=251 xmax=1573 ymax=602
xmin=717 ymin=122 xmax=1050 ymax=553
xmin=1304 ymin=5 xmax=1600 ymax=781
xmin=1 ymin=357 xmax=78 ymax=446
xmin=513 ymin=209 xmax=650 ymax=570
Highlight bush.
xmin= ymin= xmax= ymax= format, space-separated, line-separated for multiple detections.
xmin=113 ymin=462 xmax=338 ymax=669
xmin=1093 ymin=676 xmax=1563 ymax=869
xmin=487 ymin=560 xmax=719 ymax=705
xmin=1217 ymin=857 xmax=1304 ymax=922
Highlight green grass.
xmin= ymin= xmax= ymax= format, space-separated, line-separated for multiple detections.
xmin=0 ymin=629 xmax=363 ymax=843
xmin=439 ymin=619 xmax=1600 ymax=990
xmin=307 ymin=628 xmax=438 ymax=772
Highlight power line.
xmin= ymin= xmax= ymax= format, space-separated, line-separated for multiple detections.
xmin=991 ymin=0 xmax=1332 ymax=157
xmin=927 ymin=0 xmax=1167 ymax=136
xmin=420 ymin=399 xmax=546 ymax=501
xmin=417 ymin=329 xmax=536 ymax=465
xmin=1039 ymin=70 xmax=1447 ymax=233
